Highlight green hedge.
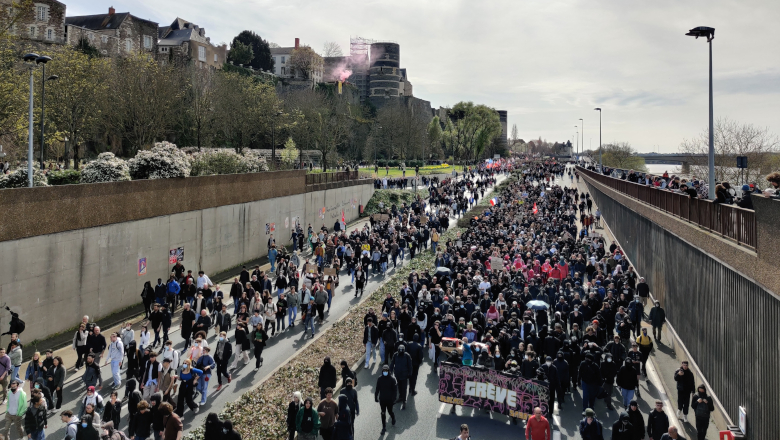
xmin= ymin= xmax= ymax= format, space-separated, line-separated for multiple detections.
xmin=47 ymin=169 xmax=81 ymax=186
xmin=361 ymin=188 xmax=429 ymax=217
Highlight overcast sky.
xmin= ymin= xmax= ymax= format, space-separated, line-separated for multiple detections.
xmin=68 ymin=0 xmax=780 ymax=153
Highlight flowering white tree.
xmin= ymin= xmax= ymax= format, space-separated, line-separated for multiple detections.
xmin=128 ymin=141 xmax=191 ymax=180
xmin=0 ymin=164 xmax=48 ymax=188
xmin=80 ymin=152 xmax=130 ymax=183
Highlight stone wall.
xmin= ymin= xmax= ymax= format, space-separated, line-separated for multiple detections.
xmin=0 ymin=178 xmax=373 ymax=344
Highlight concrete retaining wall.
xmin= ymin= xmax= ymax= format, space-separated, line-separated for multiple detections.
xmin=0 ymin=183 xmax=373 ymax=344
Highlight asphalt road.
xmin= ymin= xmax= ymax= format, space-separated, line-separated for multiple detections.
xmin=21 ymin=173 xmax=503 ymax=440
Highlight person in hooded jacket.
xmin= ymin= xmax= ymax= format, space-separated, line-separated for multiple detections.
xmin=601 ymin=354 xmax=618 ymax=411
xmin=100 ymin=421 xmax=124 ymax=440
xmin=286 ymin=392 xmax=302 ymax=440
xmin=339 ymin=361 xmax=357 ymax=389
xmin=374 ymin=365 xmax=397 ymax=435
xmin=203 ymin=413 xmax=223 ymax=440
xmin=539 ymin=356 xmax=562 ymax=409
xmin=616 ymin=359 xmax=639 ymax=409
xmin=318 ymin=358 xmax=337 ymax=400
xmin=690 ymin=385 xmax=714 ymax=440
xmin=331 ymin=410 xmax=353 ymax=440
xmin=220 ymin=421 xmax=241 ymax=440
xmin=32 ymin=377 xmax=53 ymax=410
xmin=124 ymin=379 xmax=142 ymax=437
xmin=390 ymin=344 xmax=412 ymax=409
xmin=102 ymin=391 xmax=121 ymax=431
xmin=626 ymin=401 xmax=645 ymax=440
xmin=406 ymin=334 xmax=424 ymax=395
xmin=553 ymin=351 xmax=570 ymax=395
xmin=296 ymin=397 xmax=320 ymax=440
xmin=339 ymin=378 xmax=359 ymax=428
xmin=612 ymin=412 xmax=635 ymax=440
xmin=76 ymin=415 xmax=101 ymax=440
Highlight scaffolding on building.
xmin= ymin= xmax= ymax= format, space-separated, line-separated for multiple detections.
xmin=349 ymin=36 xmax=374 ymax=101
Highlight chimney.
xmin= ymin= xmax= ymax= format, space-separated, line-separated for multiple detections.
xmin=295 ymin=37 xmax=299 ymax=49
xmin=108 ymin=6 xmax=115 ymax=15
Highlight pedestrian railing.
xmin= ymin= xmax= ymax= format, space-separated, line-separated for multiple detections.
xmin=305 ymin=170 xmax=372 ymax=185
xmin=577 ymin=166 xmax=757 ymax=250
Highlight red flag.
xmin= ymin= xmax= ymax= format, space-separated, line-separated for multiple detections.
xmin=341 ymin=210 xmax=346 ymax=224
xmin=532 ymin=203 xmax=538 ymax=214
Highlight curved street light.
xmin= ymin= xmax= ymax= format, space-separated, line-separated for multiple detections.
xmin=686 ymin=26 xmax=715 ymax=199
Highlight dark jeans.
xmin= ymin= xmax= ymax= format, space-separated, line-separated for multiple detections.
xmin=695 ymin=416 xmax=708 ymax=440
xmin=265 ymin=319 xmax=275 ymax=336
xmin=254 ymin=345 xmax=264 ymax=368
xmin=319 ymin=427 xmax=333 ymax=440
xmin=317 ymin=304 xmax=325 ymax=321
xmin=678 ymin=392 xmax=690 ymax=415
xmin=215 ymin=359 xmax=230 ymax=385
xmin=379 ymin=399 xmax=396 ymax=429
xmin=75 ymin=346 xmax=88 ymax=369
xmin=276 ymin=317 xmax=286 ymax=332
xmin=397 ymin=378 xmax=408 ymax=403
xmin=409 ymin=365 xmax=420 ymax=393
xmin=54 ymin=386 xmax=63 ymax=409
xmin=581 ymin=381 xmax=599 ymax=410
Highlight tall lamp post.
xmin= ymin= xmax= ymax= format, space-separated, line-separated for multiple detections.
xmin=594 ymin=108 xmax=602 ymax=171
xmin=574 ymin=126 xmax=578 ymax=160
xmin=271 ymin=110 xmax=283 ymax=170
xmin=38 ymin=56 xmax=57 ymax=169
xmin=578 ymin=118 xmax=583 ymax=163
xmin=686 ymin=26 xmax=715 ymax=200
xmin=23 ymin=53 xmax=39 ymax=188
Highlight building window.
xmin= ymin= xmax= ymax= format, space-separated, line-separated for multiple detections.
xmin=198 ymin=46 xmax=205 ymax=61
xmin=35 ymin=5 xmax=48 ymax=22
xmin=46 ymin=28 xmax=52 ymax=40
xmin=29 ymin=26 xmax=35 ymax=37
xmin=160 ymin=46 xmax=168 ymax=53
xmin=213 ymin=53 xmax=218 ymax=62
xmin=143 ymin=35 xmax=152 ymax=49
xmin=125 ymin=39 xmax=132 ymax=53
xmin=101 ymin=35 xmax=108 ymax=43
xmin=281 ymin=56 xmax=285 ymax=64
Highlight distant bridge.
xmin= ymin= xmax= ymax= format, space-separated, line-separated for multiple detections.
xmin=634 ymin=153 xmax=778 ymax=173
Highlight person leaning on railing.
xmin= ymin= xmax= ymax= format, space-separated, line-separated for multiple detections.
xmin=764 ymin=172 xmax=780 ymax=200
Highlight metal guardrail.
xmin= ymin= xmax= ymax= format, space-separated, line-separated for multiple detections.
xmin=305 ymin=171 xmax=371 ymax=185
xmin=577 ymin=166 xmax=757 ymax=250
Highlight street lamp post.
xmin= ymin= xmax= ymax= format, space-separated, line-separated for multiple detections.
xmin=579 ymin=118 xmax=583 ymax=163
xmin=686 ymin=26 xmax=716 ymax=200
xmin=594 ymin=108 xmax=602 ymax=171
xmin=38 ymin=56 xmax=57 ymax=169
xmin=271 ymin=110 xmax=283 ymax=170
xmin=574 ymin=126 xmax=578 ymax=161
xmin=23 ymin=53 xmax=39 ymax=188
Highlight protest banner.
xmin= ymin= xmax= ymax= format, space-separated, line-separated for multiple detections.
xmin=323 ymin=268 xmax=338 ymax=276
xmin=438 ymin=363 xmax=550 ymax=419
xmin=490 ymin=257 xmax=504 ymax=271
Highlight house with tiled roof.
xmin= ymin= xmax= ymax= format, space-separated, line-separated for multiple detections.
xmin=65 ymin=6 xmax=158 ymax=57
xmin=157 ymin=17 xmax=226 ymax=69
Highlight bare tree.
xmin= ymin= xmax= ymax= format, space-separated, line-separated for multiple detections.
xmin=679 ymin=117 xmax=779 ymax=184
xmin=323 ymin=41 xmax=343 ymax=57
xmin=290 ymin=46 xmax=323 ymax=81
xmin=510 ymin=123 xmax=519 ymax=148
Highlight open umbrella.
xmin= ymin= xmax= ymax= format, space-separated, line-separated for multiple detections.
xmin=435 ymin=267 xmax=452 ymax=277
xmin=526 ymin=300 xmax=549 ymax=311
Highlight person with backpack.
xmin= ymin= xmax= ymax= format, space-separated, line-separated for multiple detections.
xmin=76 ymin=415 xmax=100 ymax=440
xmin=60 ymin=410 xmax=80 ymax=440
xmin=578 ymin=408 xmax=604 ymax=440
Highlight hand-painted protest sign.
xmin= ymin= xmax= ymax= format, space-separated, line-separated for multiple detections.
xmin=323 ymin=268 xmax=338 ymax=276
xmin=438 ymin=362 xmax=550 ymax=419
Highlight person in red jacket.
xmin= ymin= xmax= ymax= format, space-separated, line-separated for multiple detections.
xmin=525 ymin=406 xmax=551 ymax=440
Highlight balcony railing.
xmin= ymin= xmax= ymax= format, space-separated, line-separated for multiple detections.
xmin=577 ymin=166 xmax=757 ymax=250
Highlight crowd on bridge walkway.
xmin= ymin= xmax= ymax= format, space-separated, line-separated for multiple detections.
xmin=0 ymin=162 xmax=510 ymax=440
xmin=587 ymin=164 xmax=780 ymax=208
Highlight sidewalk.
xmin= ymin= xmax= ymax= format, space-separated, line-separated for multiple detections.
xmin=573 ymin=172 xmax=721 ymax=440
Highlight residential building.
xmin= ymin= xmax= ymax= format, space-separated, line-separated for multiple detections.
xmin=65 ymin=6 xmax=158 ymax=57
xmin=271 ymin=37 xmax=323 ymax=83
xmin=157 ymin=17 xmax=227 ymax=69
xmin=1 ymin=0 xmax=66 ymax=44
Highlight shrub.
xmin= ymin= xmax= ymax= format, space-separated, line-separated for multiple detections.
xmin=361 ymin=188 xmax=429 ymax=217
xmin=0 ymin=165 xmax=48 ymax=188
xmin=240 ymin=149 xmax=270 ymax=172
xmin=190 ymin=150 xmax=251 ymax=176
xmin=80 ymin=153 xmax=131 ymax=183
xmin=128 ymin=141 xmax=191 ymax=180
xmin=47 ymin=169 xmax=81 ymax=186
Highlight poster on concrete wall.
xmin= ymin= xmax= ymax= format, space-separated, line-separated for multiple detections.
xmin=285 ymin=217 xmax=289 ymax=229
xmin=169 ymin=247 xmax=184 ymax=264
xmin=270 ymin=223 xmax=276 ymax=232
xmin=265 ymin=223 xmax=270 ymax=235
xmin=138 ymin=258 xmax=147 ymax=276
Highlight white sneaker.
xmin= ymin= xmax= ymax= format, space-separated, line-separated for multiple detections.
xmin=683 ymin=415 xmax=688 ymax=423
xmin=194 ymin=405 xmax=200 ymax=413
xmin=676 ymin=409 xmax=681 ymax=418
